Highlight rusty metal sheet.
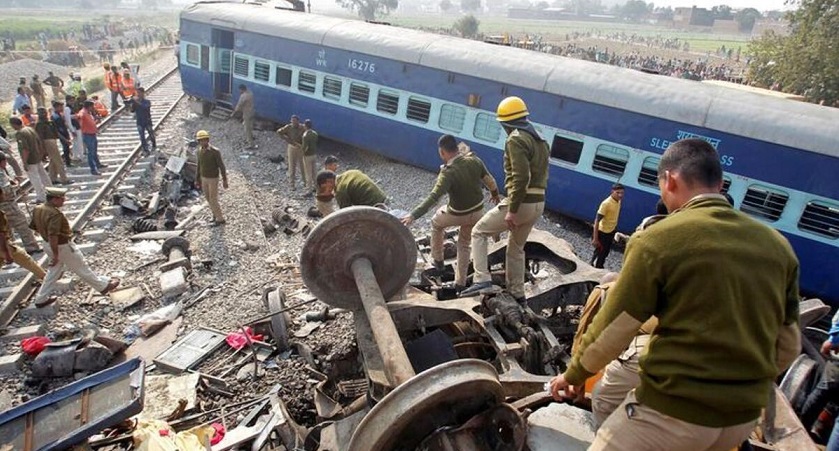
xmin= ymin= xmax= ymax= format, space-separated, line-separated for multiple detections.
xmin=154 ymin=327 xmax=226 ymax=374
xmin=0 ymin=358 xmax=144 ymax=451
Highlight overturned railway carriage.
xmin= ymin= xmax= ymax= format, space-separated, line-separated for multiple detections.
xmin=179 ymin=2 xmax=839 ymax=305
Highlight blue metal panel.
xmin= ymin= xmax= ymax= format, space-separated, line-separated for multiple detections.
xmin=180 ymin=65 xmax=214 ymax=100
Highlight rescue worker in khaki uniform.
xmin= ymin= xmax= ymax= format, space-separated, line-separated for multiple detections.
xmin=0 ymin=153 xmax=42 ymax=254
xmin=31 ymin=187 xmax=119 ymax=307
xmin=30 ymin=75 xmax=45 ymax=110
xmin=194 ymin=130 xmax=228 ymax=226
xmin=549 ymin=139 xmax=801 ymax=451
xmin=315 ymin=169 xmax=386 ymax=215
xmin=9 ymin=117 xmax=52 ymax=204
xmin=232 ymin=84 xmax=255 ymax=149
xmin=401 ymin=135 xmax=499 ymax=290
xmin=301 ymin=119 xmax=318 ymax=193
xmin=461 ymin=97 xmax=549 ymax=302
xmin=277 ymin=115 xmax=305 ymax=190
xmin=34 ymin=108 xmax=70 ymax=185
xmin=0 ymin=209 xmax=45 ymax=280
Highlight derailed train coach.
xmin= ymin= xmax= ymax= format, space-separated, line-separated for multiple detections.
xmin=178 ymin=2 xmax=839 ymax=306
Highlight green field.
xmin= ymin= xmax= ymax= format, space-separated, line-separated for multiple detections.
xmin=390 ymin=14 xmax=751 ymax=53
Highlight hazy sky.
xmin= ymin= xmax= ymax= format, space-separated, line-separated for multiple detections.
xmin=650 ymin=1 xmax=793 ymax=10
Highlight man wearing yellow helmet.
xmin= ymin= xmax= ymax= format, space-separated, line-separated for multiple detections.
xmin=194 ymin=130 xmax=228 ymax=226
xmin=460 ymin=96 xmax=549 ymax=302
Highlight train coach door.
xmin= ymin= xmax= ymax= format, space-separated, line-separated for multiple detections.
xmin=211 ymin=29 xmax=234 ymax=104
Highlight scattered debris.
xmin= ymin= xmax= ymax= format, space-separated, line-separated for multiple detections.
xmin=154 ymin=327 xmax=227 ymax=374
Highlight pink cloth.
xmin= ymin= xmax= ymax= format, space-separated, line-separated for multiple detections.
xmin=224 ymin=327 xmax=263 ymax=350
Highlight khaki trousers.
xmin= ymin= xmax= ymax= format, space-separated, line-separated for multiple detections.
xmin=0 ymin=186 xmax=39 ymax=251
xmin=243 ymin=115 xmax=254 ymax=146
xmin=431 ymin=207 xmax=483 ymax=286
xmin=5 ymin=242 xmax=45 ymax=280
xmin=26 ymin=163 xmax=53 ymax=202
xmin=590 ymin=391 xmax=757 ymax=451
xmin=286 ymin=144 xmax=304 ymax=188
xmin=592 ymin=335 xmax=649 ymax=427
xmin=44 ymin=139 xmax=69 ymax=183
xmin=470 ymin=201 xmax=543 ymax=298
xmin=34 ymin=243 xmax=110 ymax=304
xmin=202 ymin=177 xmax=224 ymax=221
xmin=303 ymin=154 xmax=316 ymax=191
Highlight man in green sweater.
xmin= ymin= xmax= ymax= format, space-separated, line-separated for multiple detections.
xmin=461 ymin=96 xmax=548 ymax=303
xmin=315 ymin=169 xmax=386 ymax=212
xmin=301 ymin=119 xmax=318 ymax=195
xmin=401 ymin=135 xmax=499 ymax=289
xmin=549 ymin=138 xmax=801 ymax=450
xmin=194 ymin=130 xmax=228 ymax=226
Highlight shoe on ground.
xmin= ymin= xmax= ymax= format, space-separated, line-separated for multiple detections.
xmin=63 ymin=180 xmax=74 ymax=185
xmin=98 ymin=163 xmax=109 ymax=168
xmin=35 ymin=295 xmax=58 ymax=308
xmin=209 ymin=219 xmax=227 ymax=227
xmin=459 ymin=281 xmax=493 ymax=297
xmin=91 ymin=171 xmax=102 ymax=176
xmin=25 ymin=247 xmax=43 ymax=256
xmin=100 ymin=278 xmax=120 ymax=295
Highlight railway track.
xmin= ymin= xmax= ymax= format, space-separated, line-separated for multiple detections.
xmin=0 ymin=67 xmax=183 ymax=329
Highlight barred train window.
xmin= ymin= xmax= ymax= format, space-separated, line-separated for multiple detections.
xmin=551 ymin=135 xmax=583 ymax=165
xmin=298 ymin=71 xmax=316 ymax=93
xmin=377 ymin=90 xmax=399 ymax=115
xmin=233 ymin=55 xmax=249 ymax=77
xmin=219 ymin=51 xmax=231 ymax=73
xmin=721 ymin=177 xmax=732 ymax=194
xmin=592 ymin=144 xmax=629 ymax=178
xmin=798 ymin=201 xmax=839 ymax=239
xmin=186 ymin=44 xmax=200 ymax=66
xmin=473 ymin=113 xmax=501 ymax=142
xmin=349 ymin=83 xmax=369 ymax=107
xmin=439 ymin=104 xmax=465 ymax=132
xmin=740 ymin=184 xmax=788 ymax=222
xmin=638 ymin=156 xmax=659 ymax=187
xmin=323 ymin=77 xmax=342 ymax=100
xmin=254 ymin=61 xmax=270 ymax=82
xmin=275 ymin=67 xmax=292 ymax=87
xmin=406 ymin=97 xmax=431 ymax=123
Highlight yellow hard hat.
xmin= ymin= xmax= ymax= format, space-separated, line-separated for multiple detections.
xmin=195 ymin=130 xmax=210 ymax=140
xmin=496 ymin=96 xmax=529 ymax=122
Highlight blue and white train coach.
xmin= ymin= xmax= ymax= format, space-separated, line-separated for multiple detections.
xmin=179 ymin=2 xmax=839 ymax=305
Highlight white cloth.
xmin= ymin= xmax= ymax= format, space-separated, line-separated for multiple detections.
xmin=34 ymin=243 xmax=110 ymax=304
xmin=26 ymin=163 xmax=52 ymax=202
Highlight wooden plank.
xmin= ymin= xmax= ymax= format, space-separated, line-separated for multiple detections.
xmin=130 ymin=230 xmax=185 ymax=241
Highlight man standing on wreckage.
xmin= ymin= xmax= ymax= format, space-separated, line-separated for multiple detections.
xmin=549 ymin=138 xmax=801 ymax=450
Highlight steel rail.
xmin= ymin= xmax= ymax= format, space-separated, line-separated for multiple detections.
xmin=0 ymin=66 xmax=183 ymax=327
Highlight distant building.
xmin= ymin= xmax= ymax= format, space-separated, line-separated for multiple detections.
xmin=752 ymin=19 xmax=791 ymax=37
xmin=673 ymin=6 xmax=714 ymax=28
xmin=712 ymin=19 xmax=740 ymax=34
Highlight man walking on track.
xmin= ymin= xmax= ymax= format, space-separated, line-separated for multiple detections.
xmin=31 ymin=187 xmax=120 ymax=307
xmin=9 ymin=117 xmax=53 ymax=204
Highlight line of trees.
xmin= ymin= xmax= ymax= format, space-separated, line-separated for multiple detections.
xmin=748 ymin=0 xmax=838 ymax=105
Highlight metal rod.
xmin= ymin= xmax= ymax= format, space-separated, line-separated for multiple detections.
xmin=350 ymin=257 xmax=415 ymax=386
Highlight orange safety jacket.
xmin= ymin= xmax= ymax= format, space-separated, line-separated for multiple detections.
xmin=121 ymin=77 xmax=136 ymax=99
xmin=105 ymin=71 xmax=121 ymax=92
xmin=20 ymin=114 xmax=36 ymax=127
xmin=93 ymin=101 xmax=109 ymax=118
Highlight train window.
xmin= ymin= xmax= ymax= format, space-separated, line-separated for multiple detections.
xmin=741 ymin=185 xmax=788 ymax=222
xmin=638 ymin=156 xmax=659 ymax=187
xmin=186 ymin=44 xmax=200 ymax=66
xmin=377 ymin=90 xmax=399 ymax=115
xmin=233 ymin=55 xmax=249 ymax=78
xmin=323 ymin=77 xmax=342 ymax=100
xmin=254 ymin=61 xmax=270 ymax=82
xmin=275 ymin=67 xmax=292 ymax=87
xmin=298 ymin=71 xmax=317 ymax=94
xmin=551 ymin=135 xmax=583 ymax=165
xmin=798 ymin=200 xmax=839 ymax=239
xmin=592 ymin=144 xmax=629 ymax=178
xmin=473 ymin=113 xmax=501 ymax=142
xmin=721 ymin=177 xmax=732 ymax=193
xmin=439 ymin=104 xmax=465 ymax=132
xmin=349 ymin=83 xmax=369 ymax=107
xmin=406 ymin=97 xmax=431 ymax=123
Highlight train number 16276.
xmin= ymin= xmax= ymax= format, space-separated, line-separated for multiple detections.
xmin=348 ymin=58 xmax=376 ymax=73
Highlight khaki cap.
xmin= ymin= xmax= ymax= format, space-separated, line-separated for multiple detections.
xmin=46 ymin=187 xmax=68 ymax=198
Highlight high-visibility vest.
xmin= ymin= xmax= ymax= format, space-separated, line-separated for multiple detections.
xmin=121 ymin=77 xmax=136 ymax=99
xmin=93 ymin=101 xmax=109 ymax=118
xmin=20 ymin=114 xmax=36 ymax=127
xmin=106 ymin=71 xmax=121 ymax=92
